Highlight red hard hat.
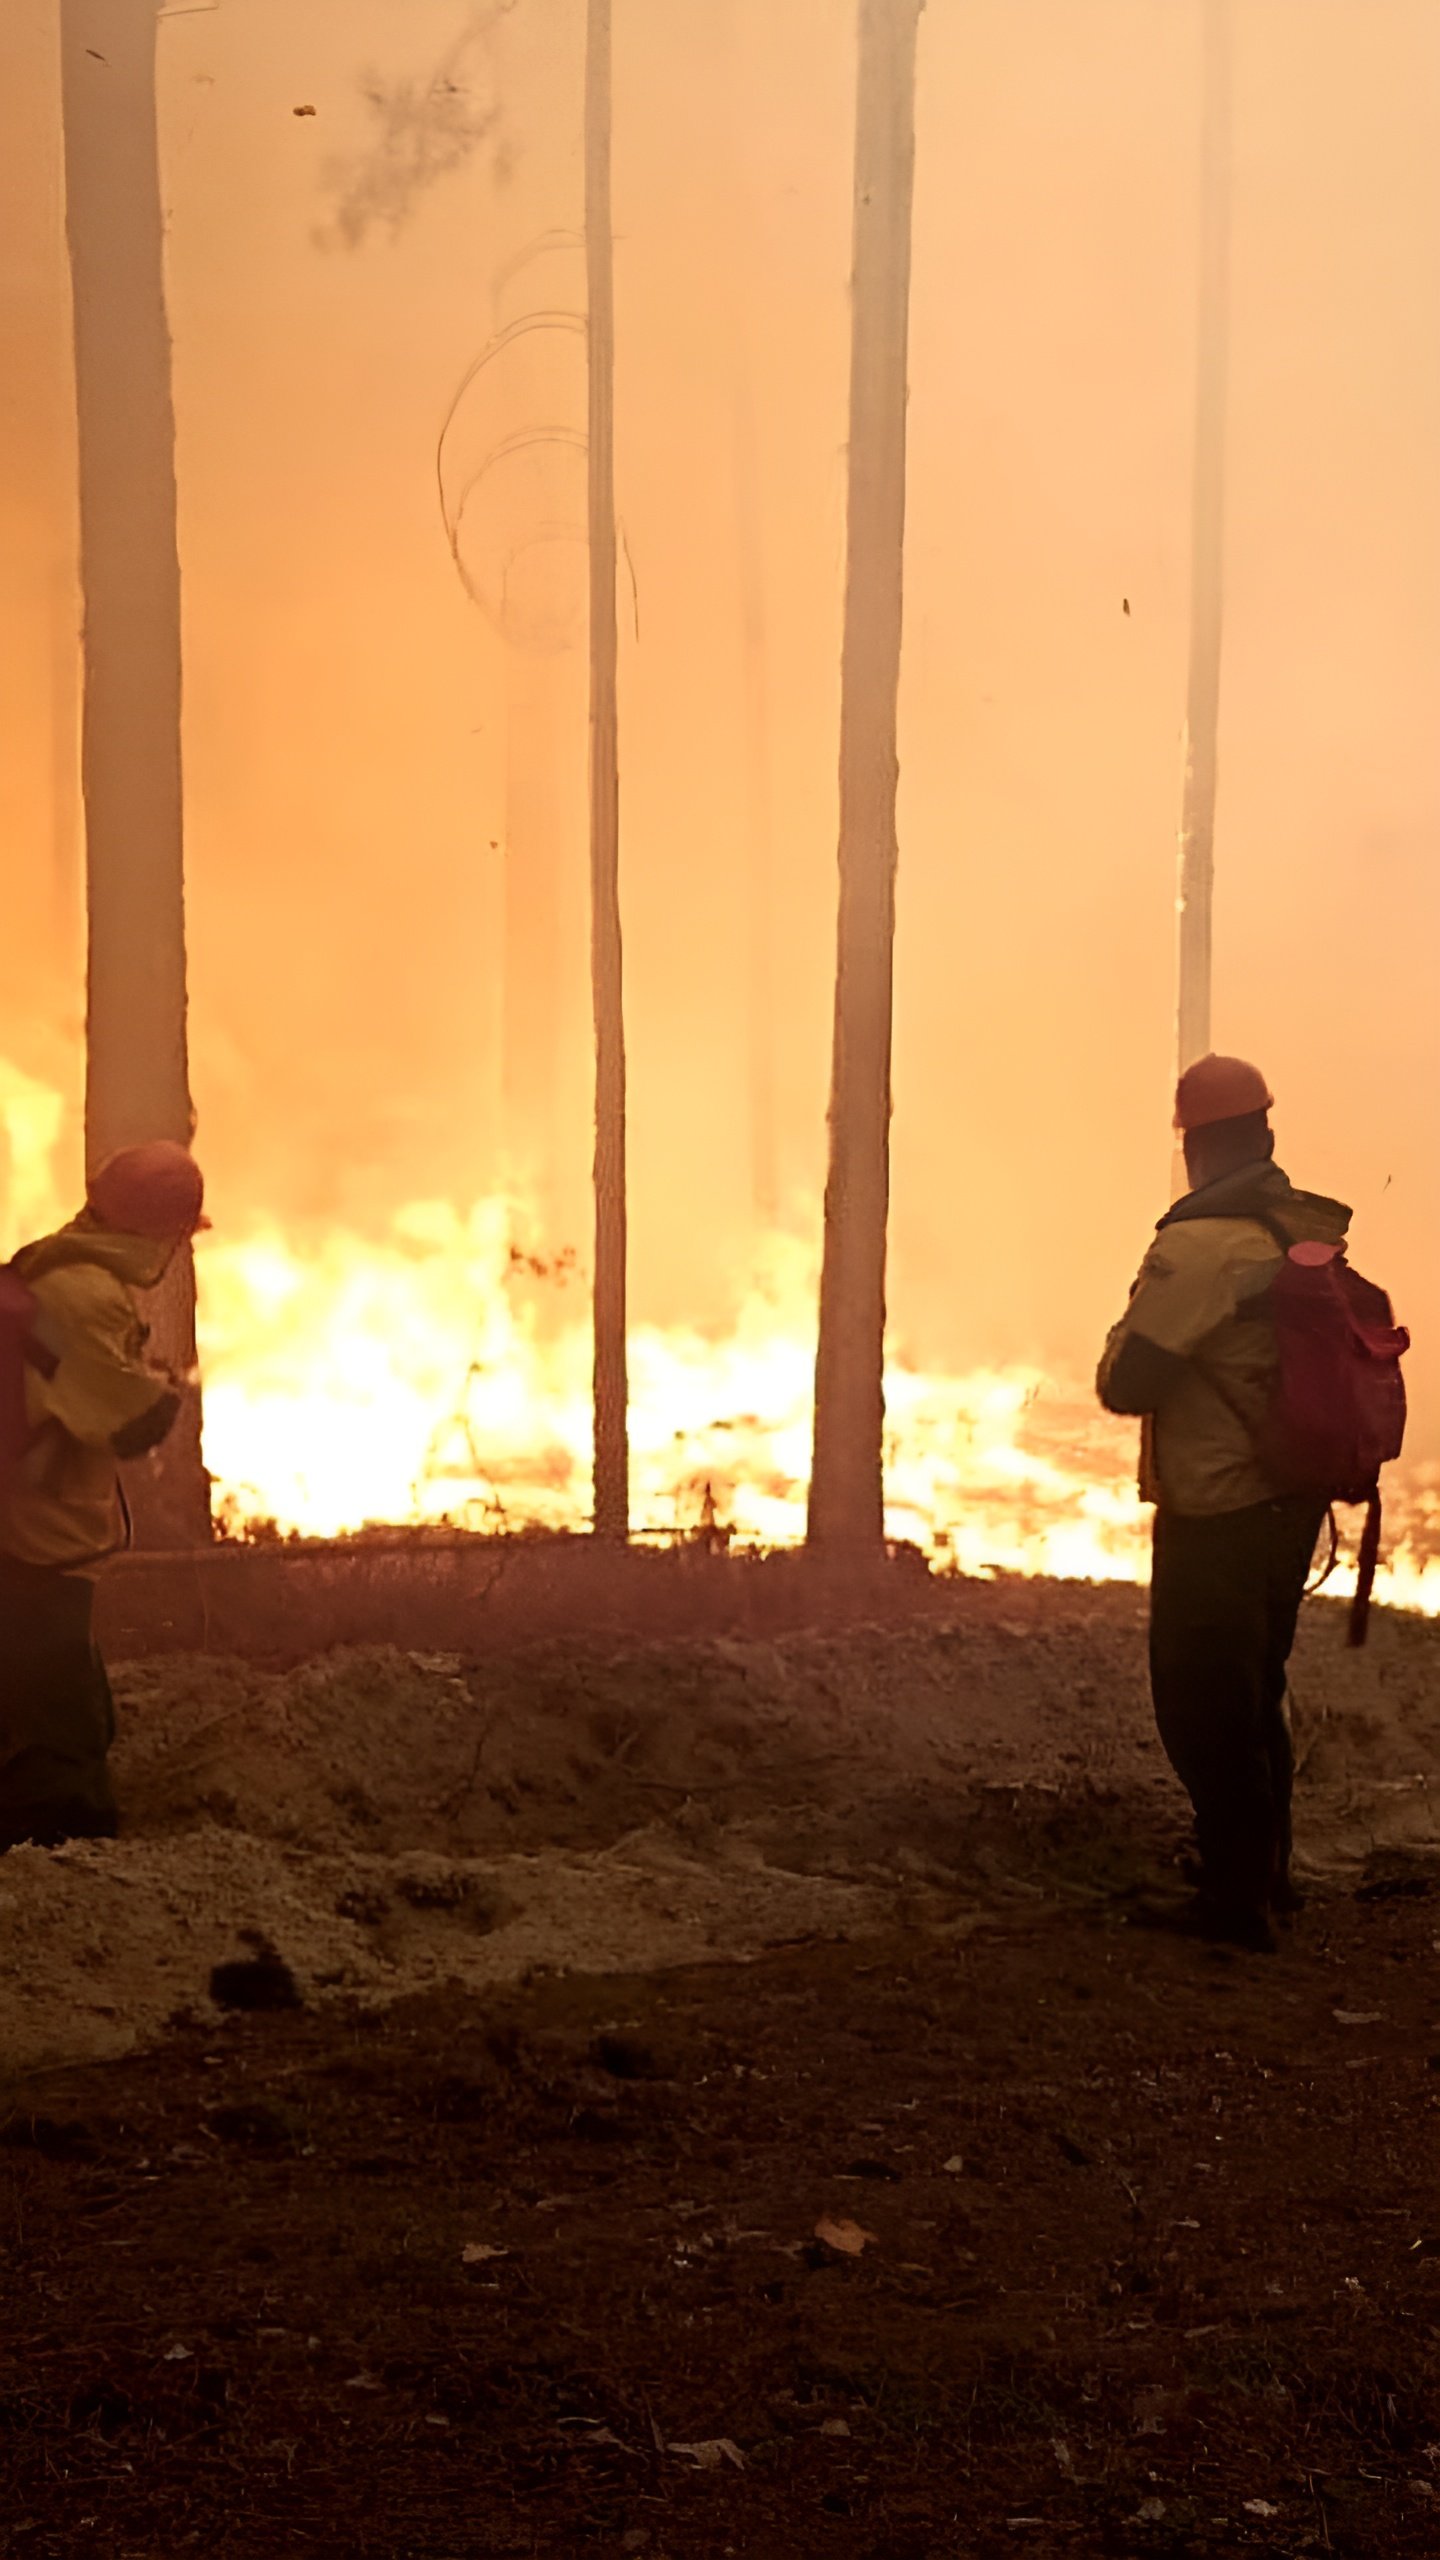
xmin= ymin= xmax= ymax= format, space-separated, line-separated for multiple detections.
xmin=87 ymin=1141 xmax=210 ymax=1242
xmin=1174 ymin=1054 xmax=1274 ymax=1133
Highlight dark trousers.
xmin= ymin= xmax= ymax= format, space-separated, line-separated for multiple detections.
xmin=0 ymin=1556 xmax=117 ymax=1853
xmin=1150 ymin=1497 xmax=1326 ymax=1918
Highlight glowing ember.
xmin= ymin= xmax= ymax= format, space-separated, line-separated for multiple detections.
xmin=2 ymin=1066 xmax=1436 ymax=1612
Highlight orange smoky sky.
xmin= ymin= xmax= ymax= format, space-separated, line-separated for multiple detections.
xmin=1 ymin=0 xmax=1437 ymax=1439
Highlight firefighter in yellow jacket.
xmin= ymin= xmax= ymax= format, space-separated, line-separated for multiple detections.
xmin=0 ymin=1141 xmax=207 ymax=1851
xmin=1098 ymin=1058 xmax=1344 ymax=1952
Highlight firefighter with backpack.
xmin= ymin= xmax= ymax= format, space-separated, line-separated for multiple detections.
xmin=1099 ymin=1056 xmax=1408 ymax=1953
xmin=0 ymin=1141 xmax=207 ymax=1852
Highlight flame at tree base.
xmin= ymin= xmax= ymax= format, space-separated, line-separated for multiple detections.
xmin=196 ymin=1201 xmax=1440 ymax=1617
xmin=2 ymin=1060 xmax=1434 ymax=1614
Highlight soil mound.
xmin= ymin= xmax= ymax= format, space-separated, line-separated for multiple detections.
xmin=1 ymin=1584 xmax=1435 ymax=2077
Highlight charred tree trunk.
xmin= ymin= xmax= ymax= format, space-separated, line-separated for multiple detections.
xmin=1176 ymin=0 xmax=1232 ymax=1081
xmin=585 ymin=0 xmax=628 ymax=1541
xmin=807 ymin=0 xmax=923 ymax=1558
xmin=60 ymin=0 xmax=210 ymax=1548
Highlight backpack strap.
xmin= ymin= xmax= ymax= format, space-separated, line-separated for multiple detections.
xmin=1306 ymin=1505 xmax=1340 ymax=1597
xmin=22 ymin=1331 xmax=58 ymax=1382
xmin=1347 ymin=1494 xmax=1382 ymax=1650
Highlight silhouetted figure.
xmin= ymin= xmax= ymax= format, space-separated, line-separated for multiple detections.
xmin=0 ymin=1142 xmax=207 ymax=1850
xmin=1098 ymin=1059 xmax=1344 ymax=1952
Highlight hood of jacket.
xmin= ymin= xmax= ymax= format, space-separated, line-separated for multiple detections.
xmin=12 ymin=1215 xmax=175 ymax=1295
xmin=1158 ymin=1158 xmax=1351 ymax=1249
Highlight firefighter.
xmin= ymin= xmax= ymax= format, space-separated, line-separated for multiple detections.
xmin=1097 ymin=1057 xmax=1345 ymax=1951
xmin=0 ymin=1141 xmax=207 ymax=1852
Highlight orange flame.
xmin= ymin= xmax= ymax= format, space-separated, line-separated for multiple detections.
xmin=3 ymin=1062 xmax=1436 ymax=1612
xmin=195 ymin=1203 xmax=1440 ymax=1616
xmin=197 ymin=1211 xmax=1156 ymax=1577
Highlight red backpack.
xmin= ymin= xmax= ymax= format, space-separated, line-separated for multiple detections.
xmin=0 ymin=1261 xmax=58 ymax=1503
xmin=1248 ymin=1216 xmax=1409 ymax=1647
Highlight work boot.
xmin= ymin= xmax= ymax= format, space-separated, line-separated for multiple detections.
xmin=0 ymin=1800 xmax=119 ymax=1854
xmin=1206 ymin=1900 xmax=1278 ymax=1956
xmin=1147 ymin=1892 xmax=1277 ymax=1956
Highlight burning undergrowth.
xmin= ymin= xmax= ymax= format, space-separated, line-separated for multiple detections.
xmin=197 ymin=1209 xmax=1140 ymax=1568
xmin=3 ymin=1061 xmax=1436 ymax=1607
xmin=195 ymin=1205 xmax=1440 ymax=1611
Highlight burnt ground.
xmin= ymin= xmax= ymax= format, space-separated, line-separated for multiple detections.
xmin=3 ymin=1855 xmax=1439 ymax=2559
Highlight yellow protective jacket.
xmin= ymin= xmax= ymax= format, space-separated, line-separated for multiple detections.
xmin=0 ymin=1218 xmax=182 ymax=1572
xmin=1097 ymin=1161 xmax=1351 ymax=1517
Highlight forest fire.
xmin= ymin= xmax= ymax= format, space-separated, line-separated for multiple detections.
xmin=4 ymin=1060 xmax=1435 ymax=1606
xmin=5 ymin=9 xmax=1440 ymax=2552
xmin=197 ymin=1207 xmax=1149 ymax=1574
xmin=194 ymin=1209 xmax=1440 ymax=1612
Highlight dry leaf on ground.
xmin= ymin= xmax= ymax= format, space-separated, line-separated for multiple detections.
xmin=813 ymin=2215 xmax=876 ymax=2256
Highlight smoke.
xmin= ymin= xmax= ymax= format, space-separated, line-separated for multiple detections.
xmin=3 ymin=0 xmax=1437 ymax=1471
xmin=320 ymin=3 xmax=517 ymax=251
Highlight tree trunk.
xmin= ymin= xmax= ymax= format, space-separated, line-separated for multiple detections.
xmin=734 ymin=376 xmax=779 ymax=1230
xmin=60 ymin=0 xmax=210 ymax=1549
xmin=1176 ymin=0 xmax=1233 ymax=1082
xmin=807 ymin=0 xmax=923 ymax=1558
xmin=501 ymin=641 xmax=588 ymax=1252
xmin=585 ymin=0 xmax=628 ymax=1541
xmin=49 ymin=552 xmax=81 ymax=975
